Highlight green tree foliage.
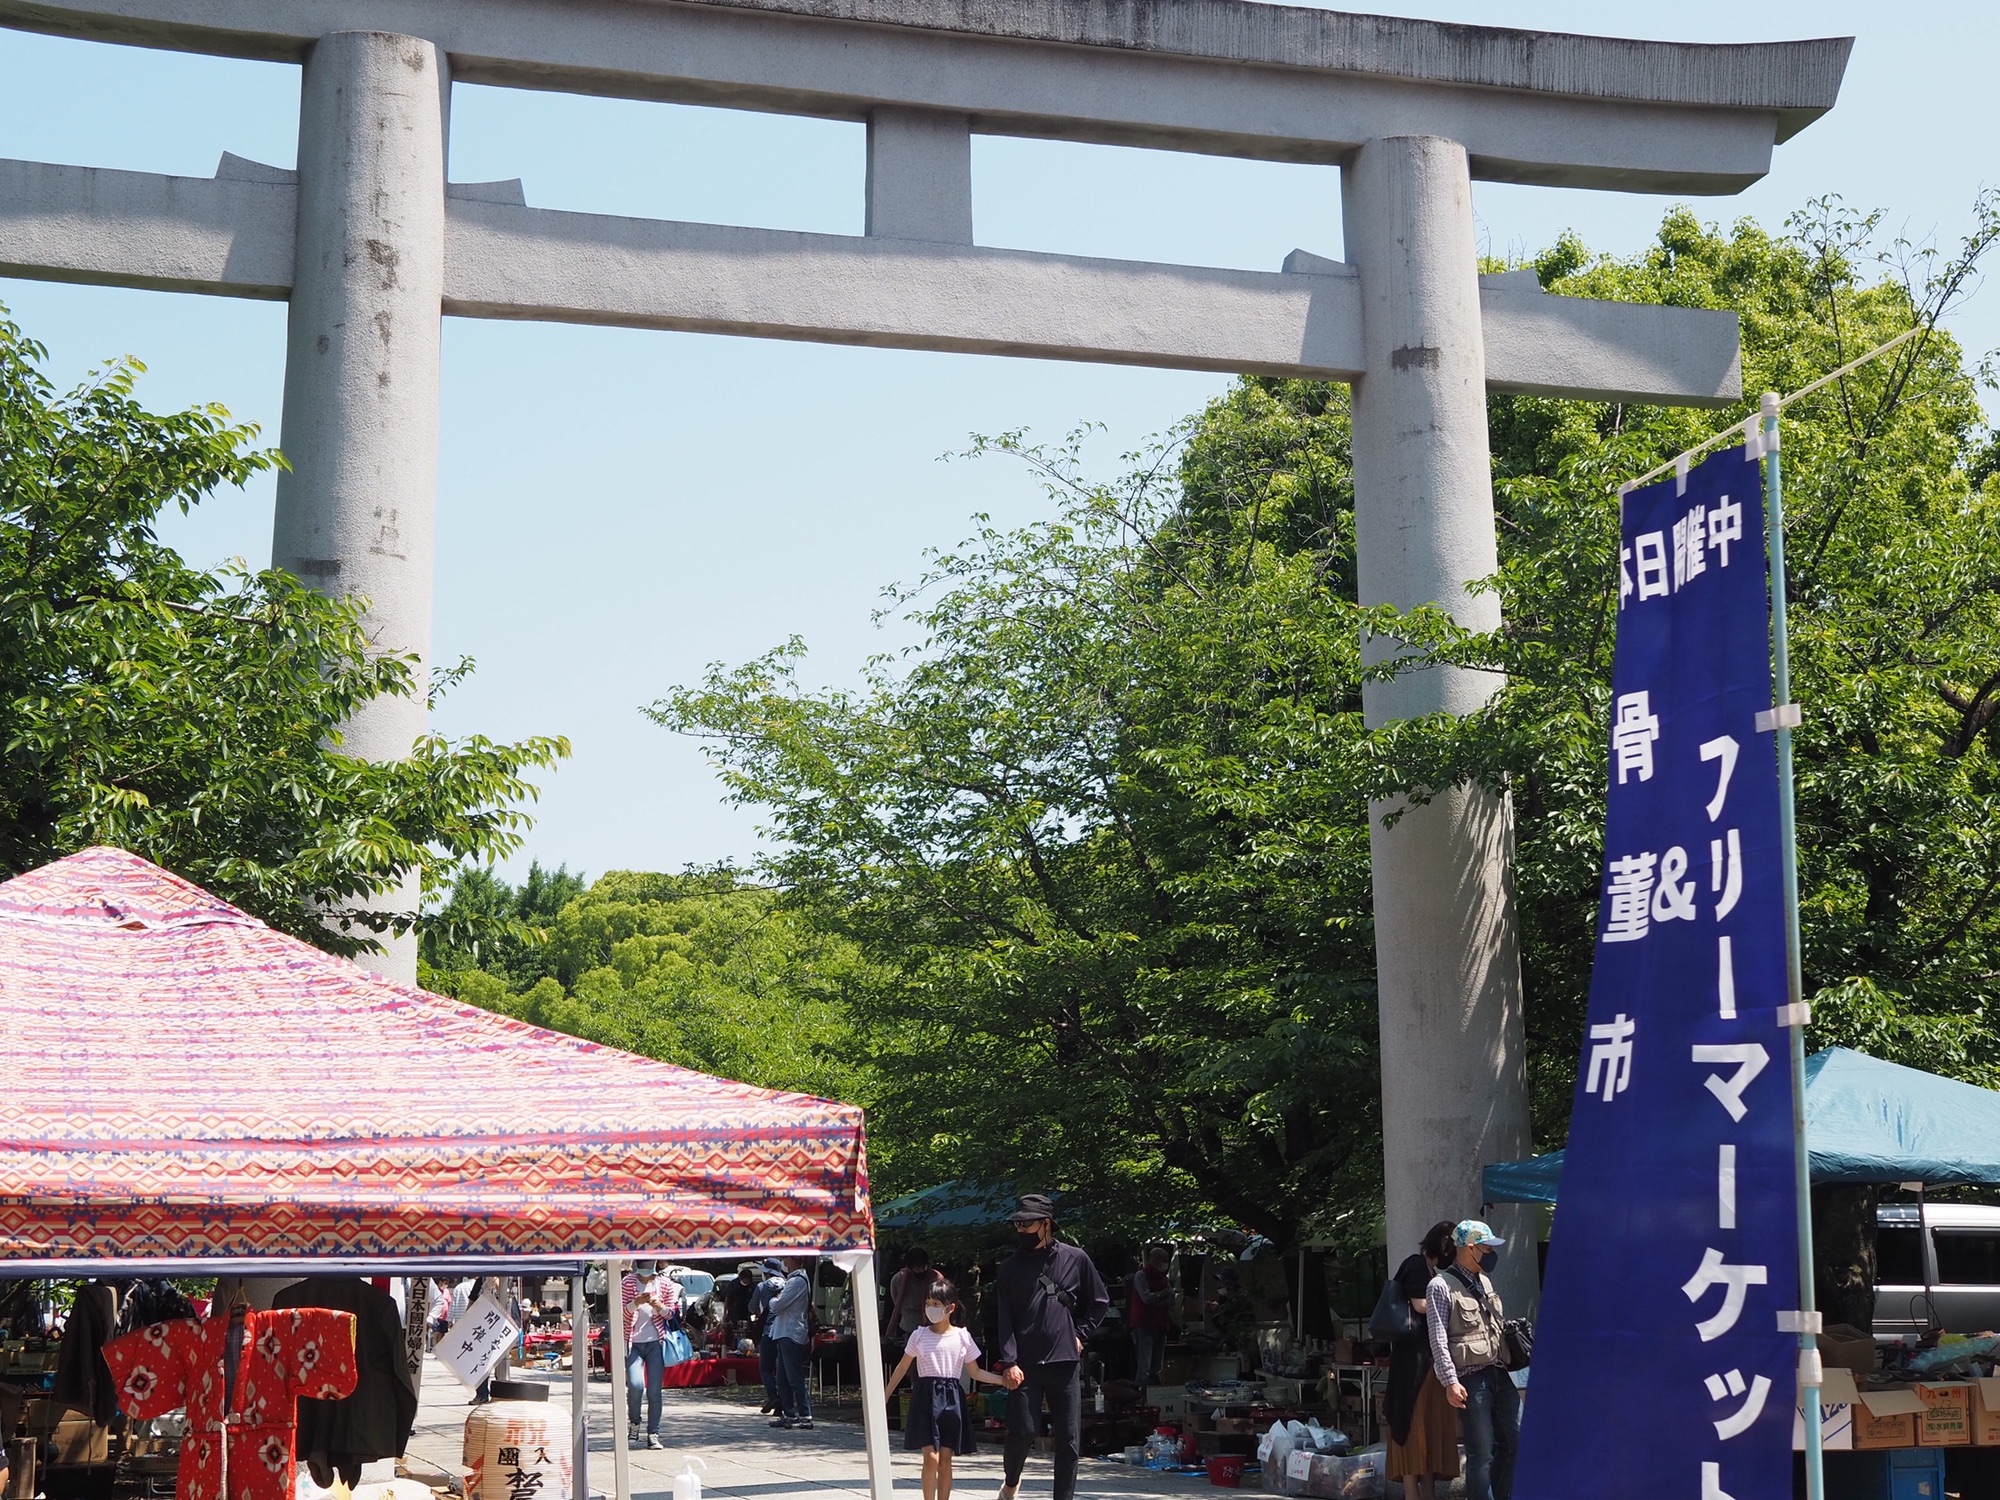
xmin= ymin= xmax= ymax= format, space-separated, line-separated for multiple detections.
xmin=1382 ymin=197 xmax=2000 ymax=1119
xmin=654 ymin=197 xmax=2000 ymax=1245
xmin=0 ymin=307 xmax=568 ymax=952
xmin=423 ymin=866 xmax=874 ymax=1108
xmin=420 ymin=859 xmax=586 ymax=986
xmin=658 ymin=423 xmax=1385 ymax=1244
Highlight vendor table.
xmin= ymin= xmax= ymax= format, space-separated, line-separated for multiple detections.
xmin=1327 ymin=1365 xmax=1388 ymax=1449
xmin=660 ymin=1355 xmax=763 ymax=1389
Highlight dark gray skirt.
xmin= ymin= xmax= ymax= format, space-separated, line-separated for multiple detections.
xmin=905 ymin=1376 xmax=977 ymax=1453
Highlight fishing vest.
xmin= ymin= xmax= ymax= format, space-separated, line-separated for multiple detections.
xmin=1439 ymin=1265 xmax=1506 ymax=1375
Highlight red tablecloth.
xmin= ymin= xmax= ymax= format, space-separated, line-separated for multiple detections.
xmin=660 ymin=1356 xmax=763 ymax=1389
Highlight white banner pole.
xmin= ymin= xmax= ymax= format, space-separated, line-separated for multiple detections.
xmin=608 ymin=1260 xmax=631 ymax=1500
xmin=572 ymin=1275 xmax=590 ymax=1500
xmin=848 ymin=1254 xmax=895 ymax=1500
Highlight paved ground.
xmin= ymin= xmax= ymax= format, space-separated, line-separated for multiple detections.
xmin=401 ymin=1355 xmax=1224 ymax=1500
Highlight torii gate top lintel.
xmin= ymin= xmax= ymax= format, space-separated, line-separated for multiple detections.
xmin=3 ymin=0 xmax=1851 ymax=190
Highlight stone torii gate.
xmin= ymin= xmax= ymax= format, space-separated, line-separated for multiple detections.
xmin=0 ymin=1 xmax=1847 ymax=1316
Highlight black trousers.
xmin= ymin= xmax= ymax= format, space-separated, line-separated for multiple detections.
xmin=1003 ymin=1360 xmax=1082 ymax=1500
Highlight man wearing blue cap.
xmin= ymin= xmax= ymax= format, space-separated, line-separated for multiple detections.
xmin=1424 ymin=1221 xmax=1518 ymax=1500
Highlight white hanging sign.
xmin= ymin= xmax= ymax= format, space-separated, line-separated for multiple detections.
xmin=439 ymin=1293 xmax=521 ymax=1390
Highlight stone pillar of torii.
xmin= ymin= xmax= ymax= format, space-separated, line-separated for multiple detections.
xmin=0 ymin=0 xmax=1848 ymax=1314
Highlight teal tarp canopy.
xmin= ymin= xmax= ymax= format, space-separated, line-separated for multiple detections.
xmin=876 ymin=1181 xmax=1049 ymax=1232
xmin=1482 ymin=1047 xmax=2000 ymax=1206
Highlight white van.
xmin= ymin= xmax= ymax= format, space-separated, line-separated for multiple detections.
xmin=1875 ymin=1202 xmax=2000 ymax=1337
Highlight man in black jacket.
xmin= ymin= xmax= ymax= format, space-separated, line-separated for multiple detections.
xmin=994 ymin=1194 xmax=1109 ymax=1500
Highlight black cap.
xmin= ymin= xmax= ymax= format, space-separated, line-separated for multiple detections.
xmin=1007 ymin=1193 xmax=1057 ymax=1226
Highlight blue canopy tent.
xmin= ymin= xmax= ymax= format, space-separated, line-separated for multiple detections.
xmin=1482 ymin=1047 xmax=2000 ymax=1205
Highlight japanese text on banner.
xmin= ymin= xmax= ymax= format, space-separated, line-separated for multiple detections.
xmin=1514 ymin=443 xmax=1799 ymax=1500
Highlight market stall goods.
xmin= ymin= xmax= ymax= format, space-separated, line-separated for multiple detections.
xmin=101 ymin=1308 xmax=358 ymax=1500
xmin=272 ymin=1278 xmax=418 ymax=1488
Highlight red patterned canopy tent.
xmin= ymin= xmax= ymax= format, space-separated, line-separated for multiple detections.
xmin=0 ymin=848 xmax=873 ymax=1271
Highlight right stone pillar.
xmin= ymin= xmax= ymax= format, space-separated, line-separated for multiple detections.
xmin=1343 ymin=136 xmax=1537 ymax=1311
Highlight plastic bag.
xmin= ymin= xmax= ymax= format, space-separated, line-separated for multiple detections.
xmin=1907 ymin=1332 xmax=2000 ymax=1375
xmin=1260 ymin=1422 xmax=1292 ymax=1491
xmin=1304 ymin=1419 xmax=1348 ymax=1454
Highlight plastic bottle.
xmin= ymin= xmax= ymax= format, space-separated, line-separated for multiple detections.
xmin=673 ymin=1456 xmax=709 ymax=1500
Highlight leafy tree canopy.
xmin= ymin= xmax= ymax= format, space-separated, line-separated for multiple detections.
xmin=652 ymin=197 xmax=2000 ymax=1248
xmin=0 ymin=307 xmax=568 ymax=952
xmin=423 ymin=865 xmax=876 ymax=1112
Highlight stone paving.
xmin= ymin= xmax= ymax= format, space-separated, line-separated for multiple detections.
xmin=402 ymin=1355 xmax=1221 ymax=1500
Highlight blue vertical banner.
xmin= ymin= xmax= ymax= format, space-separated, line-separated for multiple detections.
xmin=1515 ymin=442 xmax=1800 ymax=1500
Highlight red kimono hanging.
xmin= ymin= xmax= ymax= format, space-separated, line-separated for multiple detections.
xmin=103 ymin=1308 xmax=359 ymax=1500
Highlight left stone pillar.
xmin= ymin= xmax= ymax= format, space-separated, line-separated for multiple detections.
xmin=273 ymin=30 xmax=447 ymax=983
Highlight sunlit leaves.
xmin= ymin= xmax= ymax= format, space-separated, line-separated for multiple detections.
xmin=0 ymin=304 xmax=568 ymax=954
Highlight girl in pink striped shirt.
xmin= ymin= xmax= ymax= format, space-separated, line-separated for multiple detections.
xmin=886 ymin=1279 xmax=1008 ymax=1500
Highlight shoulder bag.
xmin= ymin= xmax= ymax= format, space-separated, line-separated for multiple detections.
xmin=1366 ymin=1273 xmax=1413 ymax=1340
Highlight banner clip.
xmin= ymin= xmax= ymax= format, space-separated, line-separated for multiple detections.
xmin=1777 ymin=1310 xmax=1823 ymax=1335
xmin=1755 ymin=703 xmax=1803 ymax=733
xmin=1798 ymin=1348 xmax=1825 ymax=1388
xmin=1741 ymin=415 xmax=1765 ymax=461
xmin=1777 ymin=1002 xmax=1813 ymax=1029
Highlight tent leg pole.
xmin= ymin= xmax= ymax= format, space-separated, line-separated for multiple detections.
xmin=609 ymin=1260 xmax=631 ymax=1500
xmin=849 ymin=1254 xmax=895 ymax=1500
xmin=572 ymin=1276 xmax=589 ymax=1500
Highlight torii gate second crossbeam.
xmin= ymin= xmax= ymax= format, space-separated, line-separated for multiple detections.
xmin=0 ymin=0 xmax=1848 ymax=1366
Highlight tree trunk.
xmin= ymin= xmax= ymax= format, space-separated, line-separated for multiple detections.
xmin=1811 ymin=1183 xmax=1880 ymax=1331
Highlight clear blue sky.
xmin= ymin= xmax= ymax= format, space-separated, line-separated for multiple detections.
xmin=2 ymin=1 xmax=1993 ymax=884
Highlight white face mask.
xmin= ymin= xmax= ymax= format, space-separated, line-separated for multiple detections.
xmin=924 ymin=1303 xmax=949 ymax=1325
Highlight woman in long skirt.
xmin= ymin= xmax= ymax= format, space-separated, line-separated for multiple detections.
xmin=1385 ymin=1223 xmax=1462 ymax=1499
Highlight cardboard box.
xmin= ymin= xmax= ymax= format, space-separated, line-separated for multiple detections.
xmin=1150 ymin=1387 xmax=1191 ymax=1421
xmin=1816 ymin=1324 xmax=1879 ymax=1375
xmin=1974 ymin=1377 xmax=2000 ymax=1446
xmin=1795 ymin=1367 xmax=1856 ymax=1451
xmin=1853 ymin=1387 xmax=1922 ymax=1451
xmin=1915 ymin=1382 xmax=1971 ymax=1447
xmin=4 ymin=1439 xmax=36 ymax=1500
xmin=1792 ymin=1400 xmax=1854 ymax=1452
xmin=46 ymin=1418 xmax=108 ymax=1466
